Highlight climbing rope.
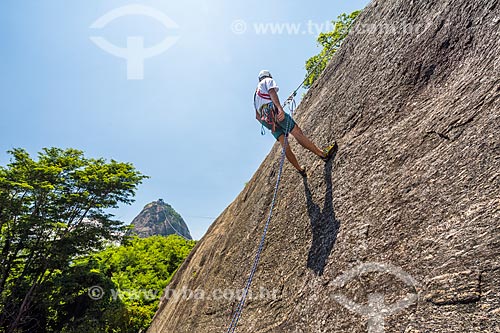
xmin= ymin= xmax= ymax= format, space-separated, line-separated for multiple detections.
xmin=289 ymin=30 xmax=350 ymax=101
xmin=226 ymin=29 xmax=350 ymax=332
xmin=226 ymin=98 xmax=296 ymax=333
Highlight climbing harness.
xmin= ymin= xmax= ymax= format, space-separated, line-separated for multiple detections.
xmin=258 ymin=102 xmax=278 ymax=134
xmin=254 ymin=88 xmax=277 ymax=135
xmin=227 ymin=33 xmax=347 ymax=332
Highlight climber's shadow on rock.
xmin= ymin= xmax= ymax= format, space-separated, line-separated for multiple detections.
xmin=302 ymin=148 xmax=340 ymax=276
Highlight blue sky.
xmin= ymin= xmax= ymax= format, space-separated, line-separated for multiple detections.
xmin=0 ymin=0 xmax=370 ymax=240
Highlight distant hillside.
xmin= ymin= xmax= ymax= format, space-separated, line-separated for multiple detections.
xmin=131 ymin=199 xmax=192 ymax=240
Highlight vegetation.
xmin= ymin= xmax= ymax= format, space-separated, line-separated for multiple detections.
xmin=304 ymin=10 xmax=361 ymax=89
xmin=87 ymin=235 xmax=196 ymax=332
xmin=0 ymin=148 xmax=195 ymax=332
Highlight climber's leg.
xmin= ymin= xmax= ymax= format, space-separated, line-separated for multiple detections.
xmin=290 ymin=125 xmax=325 ymax=158
xmin=277 ymin=134 xmax=304 ymax=172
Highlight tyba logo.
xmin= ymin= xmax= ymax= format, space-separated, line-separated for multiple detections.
xmin=90 ymin=4 xmax=179 ymax=80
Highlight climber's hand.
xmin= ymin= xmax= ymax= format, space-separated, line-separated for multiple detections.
xmin=277 ymin=109 xmax=285 ymax=122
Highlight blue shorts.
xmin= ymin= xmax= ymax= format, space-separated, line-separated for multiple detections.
xmin=260 ymin=112 xmax=296 ymax=140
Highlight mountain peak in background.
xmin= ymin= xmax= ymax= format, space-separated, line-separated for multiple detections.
xmin=131 ymin=199 xmax=192 ymax=240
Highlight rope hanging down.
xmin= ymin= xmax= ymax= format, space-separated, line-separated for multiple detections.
xmin=226 ymin=31 xmax=348 ymax=332
xmin=226 ymin=98 xmax=296 ymax=333
xmin=288 ymin=30 xmax=349 ymax=101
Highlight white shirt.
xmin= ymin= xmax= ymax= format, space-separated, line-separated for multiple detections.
xmin=254 ymin=78 xmax=279 ymax=112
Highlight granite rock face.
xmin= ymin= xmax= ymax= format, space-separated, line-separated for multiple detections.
xmin=148 ymin=0 xmax=499 ymax=331
xmin=131 ymin=199 xmax=192 ymax=240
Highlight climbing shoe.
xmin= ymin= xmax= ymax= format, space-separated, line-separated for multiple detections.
xmin=297 ymin=166 xmax=307 ymax=178
xmin=321 ymin=141 xmax=338 ymax=162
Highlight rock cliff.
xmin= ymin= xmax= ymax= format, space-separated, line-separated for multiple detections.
xmin=148 ymin=0 xmax=499 ymax=331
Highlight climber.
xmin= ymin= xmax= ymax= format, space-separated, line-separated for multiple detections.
xmin=254 ymin=70 xmax=337 ymax=177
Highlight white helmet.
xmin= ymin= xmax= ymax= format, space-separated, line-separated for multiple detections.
xmin=258 ymin=70 xmax=272 ymax=81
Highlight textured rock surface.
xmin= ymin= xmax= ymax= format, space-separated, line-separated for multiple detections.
xmin=148 ymin=0 xmax=499 ymax=332
xmin=131 ymin=199 xmax=192 ymax=240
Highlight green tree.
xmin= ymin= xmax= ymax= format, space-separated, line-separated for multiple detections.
xmin=93 ymin=235 xmax=196 ymax=332
xmin=46 ymin=258 xmax=128 ymax=333
xmin=48 ymin=235 xmax=196 ymax=333
xmin=304 ymin=10 xmax=361 ymax=89
xmin=0 ymin=148 xmax=147 ymax=332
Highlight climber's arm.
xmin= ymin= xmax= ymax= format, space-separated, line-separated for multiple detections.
xmin=269 ymin=88 xmax=285 ymax=122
